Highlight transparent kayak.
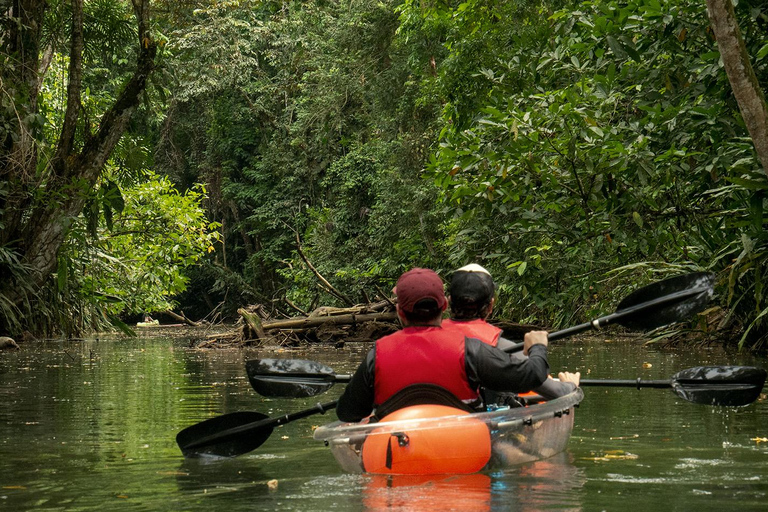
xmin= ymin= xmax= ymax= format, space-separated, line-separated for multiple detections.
xmin=313 ymin=388 xmax=584 ymax=475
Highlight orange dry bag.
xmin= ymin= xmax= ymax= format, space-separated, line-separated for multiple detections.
xmin=361 ymin=404 xmax=491 ymax=475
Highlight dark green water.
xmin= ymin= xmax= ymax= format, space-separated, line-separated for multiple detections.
xmin=0 ymin=332 xmax=766 ymax=511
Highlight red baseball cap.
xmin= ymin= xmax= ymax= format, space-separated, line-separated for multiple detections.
xmin=393 ymin=268 xmax=448 ymax=313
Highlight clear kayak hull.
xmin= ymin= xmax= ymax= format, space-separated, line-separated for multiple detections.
xmin=313 ymin=388 xmax=584 ymax=475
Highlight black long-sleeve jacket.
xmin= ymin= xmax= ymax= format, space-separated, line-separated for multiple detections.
xmin=336 ymin=337 xmax=549 ymax=422
xmin=497 ymin=337 xmax=576 ymax=400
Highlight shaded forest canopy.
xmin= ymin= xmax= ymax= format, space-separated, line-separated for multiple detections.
xmin=2 ymin=0 xmax=768 ymax=351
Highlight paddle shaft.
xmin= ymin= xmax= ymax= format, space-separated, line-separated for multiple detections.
xmin=580 ymin=378 xmax=673 ymax=389
xmin=260 ymin=374 xmax=715 ymax=388
xmin=183 ymin=400 xmax=338 ymax=451
xmin=266 ymin=376 xmax=692 ymax=389
xmin=266 ymin=371 xmax=765 ymax=400
xmin=247 ymin=273 xmax=716 ymax=393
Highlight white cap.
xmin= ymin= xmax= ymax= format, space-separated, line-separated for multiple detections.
xmin=456 ymin=264 xmax=491 ymax=275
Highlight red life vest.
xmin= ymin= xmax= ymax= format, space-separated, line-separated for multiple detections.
xmin=373 ymin=326 xmax=479 ymax=405
xmin=442 ymin=318 xmax=501 ymax=347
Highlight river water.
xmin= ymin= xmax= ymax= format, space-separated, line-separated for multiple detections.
xmin=0 ymin=331 xmax=766 ymax=511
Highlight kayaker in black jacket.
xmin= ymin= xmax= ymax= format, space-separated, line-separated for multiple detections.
xmin=336 ymin=267 xmax=552 ymax=423
xmin=442 ymin=263 xmax=580 ymax=401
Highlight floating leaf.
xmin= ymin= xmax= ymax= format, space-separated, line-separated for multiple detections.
xmin=609 ymin=434 xmax=639 ymax=440
xmin=605 ymin=452 xmax=639 ymax=460
xmin=584 ymin=449 xmax=639 ymax=461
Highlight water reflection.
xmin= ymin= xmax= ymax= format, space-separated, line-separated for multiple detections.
xmin=361 ymin=473 xmax=492 ymax=511
xmin=174 ymin=456 xmax=276 ymax=499
xmin=351 ymin=452 xmax=587 ymax=512
xmin=491 ymin=452 xmax=586 ymax=511
xmin=0 ymin=335 xmax=765 ymax=511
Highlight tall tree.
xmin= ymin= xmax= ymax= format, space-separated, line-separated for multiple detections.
xmin=1 ymin=1 xmax=158 ymax=316
xmin=706 ymin=0 xmax=768 ymax=174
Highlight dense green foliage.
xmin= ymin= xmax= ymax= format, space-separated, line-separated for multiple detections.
xmin=157 ymin=0 xmax=449 ymax=318
xmin=60 ymin=177 xmax=219 ymax=326
xmin=150 ymin=0 xmax=768 ymax=349
xmin=421 ymin=0 xmax=768 ymax=346
xmin=3 ymin=0 xmax=768 ymax=350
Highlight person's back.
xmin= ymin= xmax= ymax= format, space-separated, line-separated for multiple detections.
xmin=442 ymin=317 xmax=501 ymax=346
xmin=444 ymin=264 xmax=580 ymax=401
xmin=373 ymin=325 xmax=478 ymax=405
xmin=336 ymin=268 xmax=551 ymax=422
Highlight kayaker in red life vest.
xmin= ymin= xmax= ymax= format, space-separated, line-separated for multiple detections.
xmin=442 ymin=264 xmax=580 ymax=401
xmin=335 ymin=267 xmax=552 ymax=423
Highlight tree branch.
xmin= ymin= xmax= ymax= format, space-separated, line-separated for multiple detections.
xmin=56 ymin=0 xmax=84 ymax=162
xmin=294 ymin=231 xmax=354 ymax=306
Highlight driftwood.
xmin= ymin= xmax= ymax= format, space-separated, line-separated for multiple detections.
xmin=493 ymin=320 xmax=543 ymax=341
xmin=164 ymin=310 xmax=204 ymax=327
xmin=238 ymin=307 xmax=267 ymax=338
xmin=227 ymin=300 xmax=399 ymax=347
xmin=261 ymin=311 xmax=397 ymax=331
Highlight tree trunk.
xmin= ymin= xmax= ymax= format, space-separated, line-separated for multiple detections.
xmin=1 ymin=1 xmax=46 ymax=246
xmin=0 ymin=0 xmax=158 ymax=310
xmin=706 ymin=0 xmax=768 ymax=175
xmin=238 ymin=307 xmax=267 ymax=339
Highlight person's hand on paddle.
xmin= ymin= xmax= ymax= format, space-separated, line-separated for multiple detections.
xmin=523 ymin=330 xmax=548 ymax=356
xmin=558 ymin=371 xmax=581 ymax=387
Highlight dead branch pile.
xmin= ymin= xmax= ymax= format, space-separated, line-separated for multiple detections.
xmin=197 ymin=301 xmax=542 ymax=349
xmin=200 ymin=299 xmax=400 ymax=348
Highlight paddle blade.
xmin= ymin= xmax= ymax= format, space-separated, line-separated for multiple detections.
xmin=671 ymin=365 xmax=767 ymax=407
xmin=246 ymin=358 xmax=337 ymax=398
xmin=176 ymin=411 xmax=273 ymax=458
xmin=616 ymin=272 xmax=714 ymax=330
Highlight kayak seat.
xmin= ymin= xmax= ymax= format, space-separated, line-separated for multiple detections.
xmin=373 ymin=383 xmax=475 ymax=421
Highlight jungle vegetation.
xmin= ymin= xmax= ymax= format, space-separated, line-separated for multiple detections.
xmin=2 ymin=0 xmax=768 ymax=350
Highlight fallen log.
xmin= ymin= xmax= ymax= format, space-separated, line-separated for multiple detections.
xmin=260 ymin=310 xmax=398 ymax=331
xmin=165 ymin=310 xmax=204 ymax=327
xmin=211 ymin=302 xmax=541 ymax=349
xmin=493 ymin=320 xmax=544 ymax=340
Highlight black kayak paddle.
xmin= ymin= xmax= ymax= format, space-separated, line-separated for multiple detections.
xmin=247 ymin=271 xmax=716 ymax=398
xmin=176 ymin=271 xmax=718 ymax=457
xmin=522 ymin=271 xmax=715 ymax=345
xmin=176 ymin=401 xmax=337 ymax=458
xmin=580 ymin=365 xmax=767 ymax=407
xmin=247 ymin=358 xmax=766 ymax=405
